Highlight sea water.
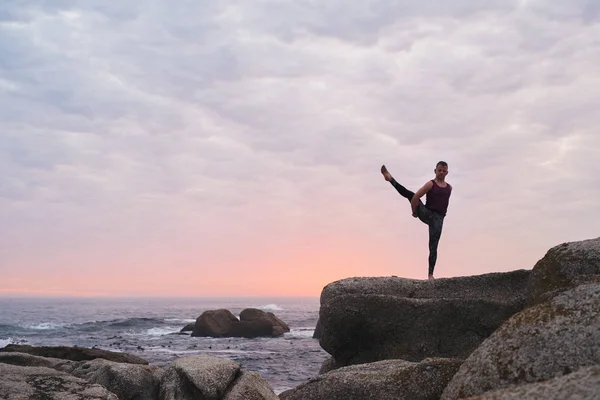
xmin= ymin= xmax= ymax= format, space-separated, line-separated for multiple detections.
xmin=0 ymin=296 xmax=328 ymax=394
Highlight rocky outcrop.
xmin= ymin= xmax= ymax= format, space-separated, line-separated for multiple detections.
xmin=70 ymin=359 xmax=160 ymax=400
xmin=159 ymin=354 xmax=277 ymax=400
xmin=441 ymin=283 xmax=600 ymax=399
xmin=0 ymin=349 xmax=278 ymax=400
xmin=0 ymin=344 xmax=149 ymax=365
xmin=318 ymin=269 xmax=530 ymax=369
xmin=0 ymin=363 xmax=118 ymax=399
xmin=279 ymin=357 xmax=462 ymax=400
xmin=527 ymin=237 xmax=600 ymax=305
xmin=191 ymin=308 xmax=289 ymax=338
xmin=240 ymin=308 xmax=290 ymax=336
xmin=462 ymin=365 xmax=600 ymax=399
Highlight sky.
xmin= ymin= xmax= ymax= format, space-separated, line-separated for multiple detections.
xmin=1 ymin=0 xmax=599 ymax=297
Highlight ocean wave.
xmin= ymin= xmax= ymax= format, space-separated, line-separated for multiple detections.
xmin=0 ymin=337 xmax=15 ymax=348
xmin=146 ymin=327 xmax=182 ymax=336
xmin=25 ymin=322 xmax=71 ymax=330
xmin=254 ymin=304 xmax=283 ymax=311
xmin=164 ymin=318 xmax=195 ymax=324
xmin=284 ymin=328 xmax=315 ymax=339
xmin=107 ymin=317 xmax=164 ymax=328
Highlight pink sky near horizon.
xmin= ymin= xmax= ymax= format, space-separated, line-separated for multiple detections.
xmin=1 ymin=1 xmax=599 ymax=298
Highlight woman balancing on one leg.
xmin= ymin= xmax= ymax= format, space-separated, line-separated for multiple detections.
xmin=381 ymin=162 xmax=452 ymax=280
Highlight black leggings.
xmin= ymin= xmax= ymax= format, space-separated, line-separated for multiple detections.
xmin=390 ymin=179 xmax=444 ymax=275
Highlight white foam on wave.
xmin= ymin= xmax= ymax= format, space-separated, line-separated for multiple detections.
xmin=284 ymin=328 xmax=315 ymax=339
xmin=254 ymin=304 xmax=283 ymax=311
xmin=25 ymin=322 xmax=70 ymax=330
xmin=0 ymin=337 xmax=15 ymax=348
xmin=146 ymin=327 xmax=182 ymax=336
xmin=164 ymin=318 xmax=195 ymax=324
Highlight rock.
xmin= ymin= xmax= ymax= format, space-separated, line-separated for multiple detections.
xmin=240 ymin=308 xmax=290 ymax=335
xmin=463 ymin=365 xmax=600 ymax=399
xmin=159 ymin=354 xmax=239 ymax=400
xmin=223 ymin=370 xmax=279 ymax=400
xmin=192 ymin=308 xmax=290 ymax=338
xmin=70 ymin=358 xmax=159 ymax=400
xmin=312 ymin=318 xmax=323 ymax=339
xmin=0 ymin=363 xmax=118 ymax=399
xmin=441 ymin=283 xmax=600 ymax=400
xmin=280 ymin=357 xmax=462 ymax=400
xmin=318 ymin=270 xmax=529 ymax=369
xmin=0 ymin=344 xmax=149 ymax=365
xmin=180 ymin=322 xmax=195 ymax=332
xmin=527 ymin=236 xmax=600 ymax=305
xmin=0 ymin=351 xmax=76 ymax=372
xmin=191 ymin=309 xmax=239 ymax=337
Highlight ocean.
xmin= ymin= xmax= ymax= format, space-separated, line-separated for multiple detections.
xmin=0 ymin=296 xmax=328 ymax=394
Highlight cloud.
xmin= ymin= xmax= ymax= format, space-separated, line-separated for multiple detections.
xmin=1 ymin=0 xmax=599 ymax=295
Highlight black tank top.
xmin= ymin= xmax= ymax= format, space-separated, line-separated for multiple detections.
xmin=425 ymin=180 xmax=452 ymax=215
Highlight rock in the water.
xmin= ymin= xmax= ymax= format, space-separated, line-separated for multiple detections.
xmin=528 ymin=236 xmax=600 ymax=305
xmin=159 ymin=354 xmax=239 ymax=400
xmin=191 ymin=309 xmax=239 ymax=337
xmin=240 ymin=308 xmax=290 ymax=336
xmin=441 ymin=283 xmax=600 ymax=400
xmin=191 ymin=308 xmax=290 ymax=338
xmin=280 ymin=357 xmax=462 ymax=400
xmin=0 ymin=344 xmax=149 ymax=365
xmin=318 ymin=270 xmax=529 ymax=369
xmin=463 ymin=365 xmax=600 ymax=399
xmin=180 ymin=322 xmax=195 ymax=332
xmin=70 ymin=358 xmax=159 ymax=400
xmin=0 ymin=363 xmax=118 ymax=399
xmin=223 ymin=370 xmax=279 ymax=400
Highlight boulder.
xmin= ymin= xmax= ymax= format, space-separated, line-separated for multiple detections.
xmin=0 ymin=351 xmax=76 ymax=372
xmin=192 ymin=309 xmax=239 ymax=337
xmin=527 ymin=236 xmax=600 ymax=305
xmin=191 ymin=309 xmax=289 ymax=338
xmin=463 ymin=365 xmax=600 ymax=399
xmin=223 ymin=370 xmax=279 ymax=400
xmin=240 ymin=308 xmax=290 ymax=336
xmin=0 ymin=344 xmax=149 ymax=365
xmin=279 ymin=357 xmax=462 ymax=400
xmin=318 ymin=270 xmax=529 ymax=369
xmin=70 ymin=358 xmax=160 ymax=400
xmin=441 ymin=283 xmax=600 ymax=399
xmin=0 ymin=363 xmax=118 ymax=399
xmin=159 ymin=354 xmax=240 ymax=400
xmin=180 ymin=323 xmax=195 ymax=332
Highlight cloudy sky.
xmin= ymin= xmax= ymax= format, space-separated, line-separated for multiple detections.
xmin=1 ymin=0 xmax=599 ymax=297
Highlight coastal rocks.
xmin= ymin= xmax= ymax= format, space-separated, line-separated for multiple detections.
xmin=70 ymin=358 xmax=159 ymax=400
xmin=0 ymin=349 xmax=279 ymax=400
xmin=279 ymin=357 xmax=463 ymax=400
xmin=191 ymin=308 xmax=289 ymax=338
xmin=159 ymin=354 xmax=277 ymax=400
xmin=461 ymin=365 xmax=600 ymax=399
xmin=441 ymin=283 xmax=600 ymax=399
xmin=527 ymin=236 xmax=600 ymax=305
xmin=0 ymin=363 xmax=118 ymax=399
xmin=318 ymin=270 xmax=530 ymax=369
xmin=0 ymin=343 xmax=149 ymax=365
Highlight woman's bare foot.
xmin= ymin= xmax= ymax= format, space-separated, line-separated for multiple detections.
xmin=428 ymin=274 xmax=435 ymax=280
xmin=381 ymin=165 xmax=393 ymax=182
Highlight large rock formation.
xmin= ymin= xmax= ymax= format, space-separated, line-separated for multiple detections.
xmin=461 ymin=365 xmax=600 ymax=399
xmin=527 ymin=236 xmax=600 ymax=305
xmin=0 ymin=344 xmax=149 ymax=365
xmin=191 ymin=308 xmax=289 ymax=338
xmin=280 ymin=357 xmax=463 ymax=400
xmin=0 ymin=349 xmax=278 ymax=400
xmin=0 ymin=363 xmax=118 ymax=400
xmin=159 ymin=354 xmax=278 ymax=400
xmin=441 ymin=283 xmax=600 ymax=399
xmin=318 ymin=269 xmax=530 ymax=370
